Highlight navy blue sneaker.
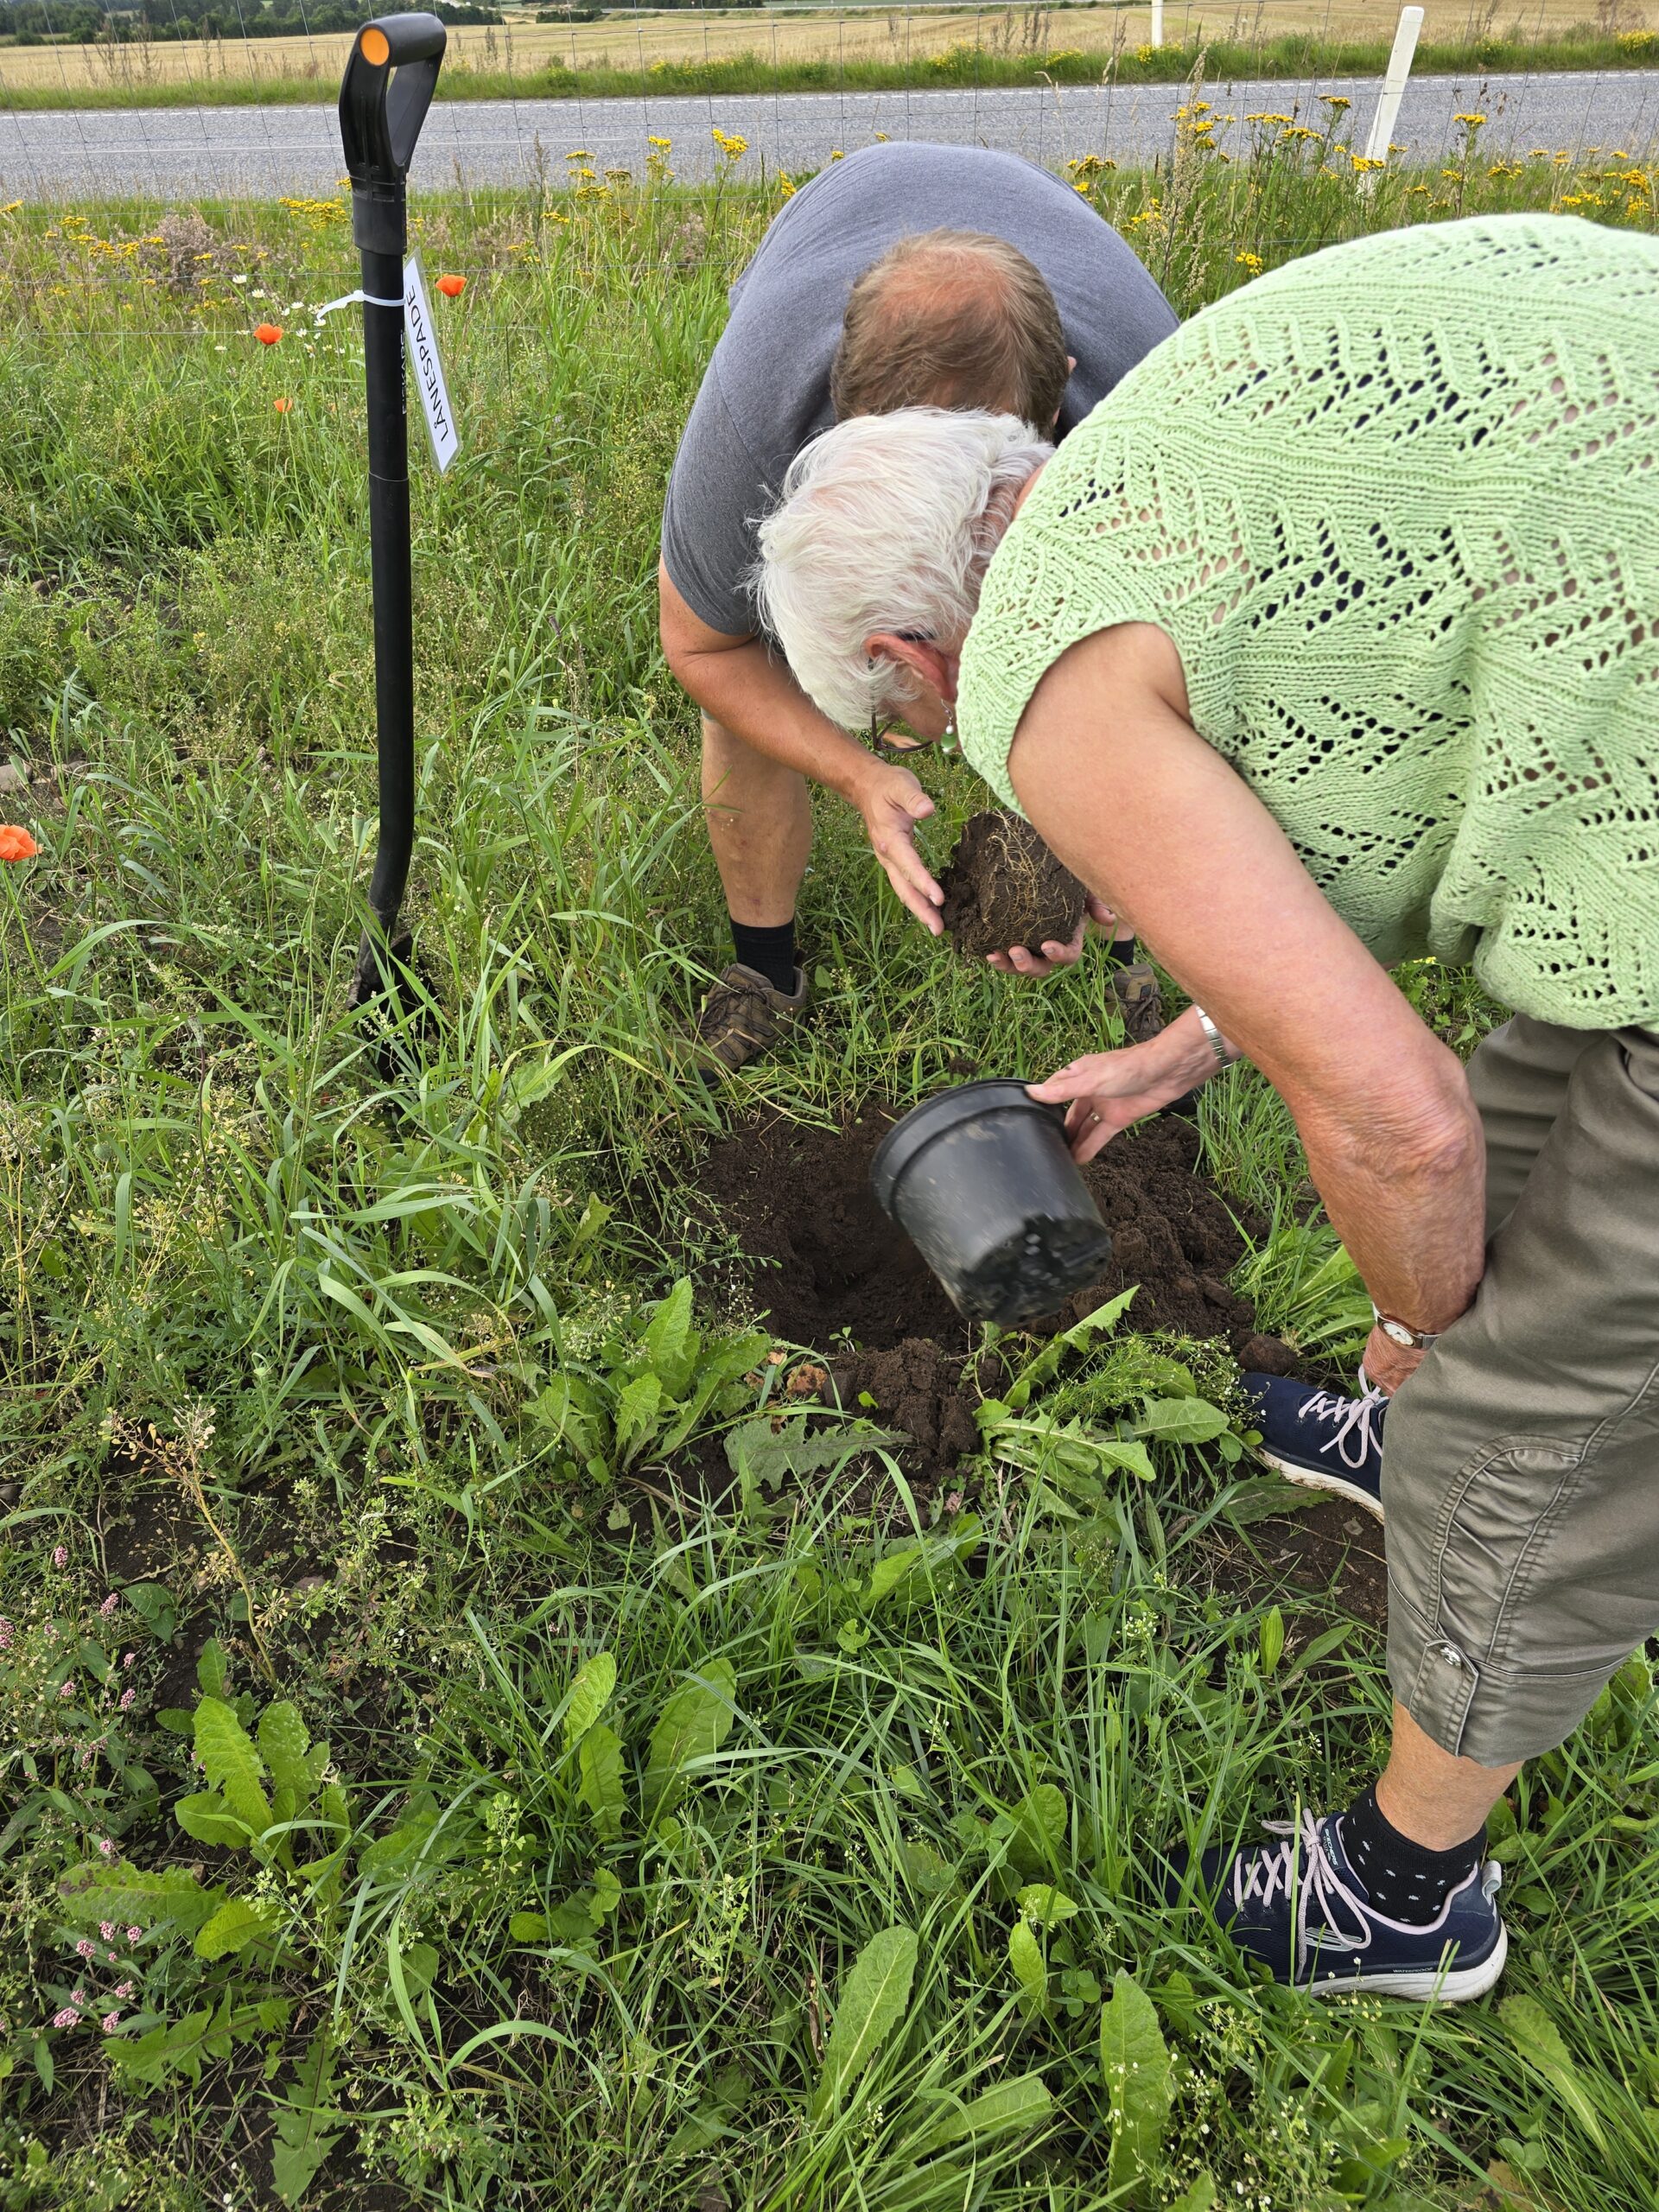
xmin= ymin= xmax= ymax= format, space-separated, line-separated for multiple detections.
xmin=1242 ymin=1373 xmax=1388 ymax=1522
xmin=1182 ymin=1810 xmax=1507 ymax=2000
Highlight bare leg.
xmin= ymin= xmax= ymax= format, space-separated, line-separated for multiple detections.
xmin=702 ymin=713 xmax=814 ymax=931
xmin=1374 ymin=1700 xmax=1521 ymax=1851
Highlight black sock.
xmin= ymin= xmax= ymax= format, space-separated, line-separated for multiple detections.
xmin=1340 ymin=1783 xmax=1484 ymax=1924
xmin=1103 ymin=933 xmax=1140 ymax=971
xmin=730 ymin=918 xmax=798 ymax=995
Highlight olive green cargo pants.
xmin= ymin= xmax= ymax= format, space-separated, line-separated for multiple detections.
xmin=1383 ymin=1015 xmax=1659 ymax=1767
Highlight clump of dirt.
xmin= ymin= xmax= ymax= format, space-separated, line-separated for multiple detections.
xmin=938 ymin=811 xmax=1087 ymax=960
xmin=829 ymin=1337 xmax=982 ymax=1482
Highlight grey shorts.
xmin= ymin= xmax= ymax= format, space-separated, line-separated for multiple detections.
xmin=1383 ymin=1016 xmax=1659 ymax=1767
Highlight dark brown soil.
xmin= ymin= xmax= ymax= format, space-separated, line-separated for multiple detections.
xmin=938 ymin=811 xmax=1087 ymax=960
xmin=828 ymin=1337 xmax=982 ymax=1484
xmin=1208 ymin=1497 xmax=1389 ymax=1631
xmin=692 ymin=1105 xmax=1297 ymax=1458
xmin=1053 ymin=1115 xmax=1298 ymax=1369
xmin=696 ymin=1104 xmax=1298 ymax=1367
xmin=696 ymin=1103 xmax=972 ymax=1354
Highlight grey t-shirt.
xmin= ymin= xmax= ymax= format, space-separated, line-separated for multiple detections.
xmin=660 ymin=141 xmax=1179 ymax=638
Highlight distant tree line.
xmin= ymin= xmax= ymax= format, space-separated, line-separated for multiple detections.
xmin=1 ymin=0 xmax=501 ymax=39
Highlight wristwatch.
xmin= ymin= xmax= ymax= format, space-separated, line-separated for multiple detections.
xmin=1372 ymin=1306 xmax=1440 ymax=1351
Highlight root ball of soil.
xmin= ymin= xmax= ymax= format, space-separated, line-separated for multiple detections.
xmin=938 ymin=810 xmax=1087 ymax=961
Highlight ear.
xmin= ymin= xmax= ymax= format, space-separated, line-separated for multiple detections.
xmin=1051 ymin=357 xmax=1077 ymax=432
xmin=864 ymin=633 xmax=958 ymax=703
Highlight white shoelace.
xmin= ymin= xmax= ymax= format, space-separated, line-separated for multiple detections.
xmin=1295 ymin=1380 xmax=1389 ymax=1469
xmin=1232 ymin=1811 xmax=1372 ymax=1970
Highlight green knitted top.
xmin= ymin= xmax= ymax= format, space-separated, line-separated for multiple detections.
xmin=958 ymin=214 xmax=1659 ymax=1029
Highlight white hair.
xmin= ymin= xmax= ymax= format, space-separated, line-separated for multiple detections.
xmin=752 ymin=408 xmax=1052 ymax=729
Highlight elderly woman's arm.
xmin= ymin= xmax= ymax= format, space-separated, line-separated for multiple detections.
xmin=1010 ymin=625 xmax=1486 ymax=1382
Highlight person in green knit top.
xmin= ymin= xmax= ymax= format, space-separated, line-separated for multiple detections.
xmin=754 ymin=213 xmax=1659 ymax=1999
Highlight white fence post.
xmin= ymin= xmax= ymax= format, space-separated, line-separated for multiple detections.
xmin=1363 ymin=4 xmax=1424 ymax=163
xmin=1149 ymin=0 xmax=1165 ymax=49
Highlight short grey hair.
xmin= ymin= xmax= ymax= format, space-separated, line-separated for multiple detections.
xmin=752 ymin=408 xmax=1052 ymax=729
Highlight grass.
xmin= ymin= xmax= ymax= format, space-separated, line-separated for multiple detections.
xmin=4 ymin=5 xmax=1659 ymax=109
xmin=3 ymin=127 xmax=1659 ymax=2211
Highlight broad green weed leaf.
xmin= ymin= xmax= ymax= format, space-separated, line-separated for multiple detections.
xmin=563 ymin=1652 xmax=617 ymax=1747
xmin=725 ymin=1417 xmax=906 ymax=1489
xmin=642 ymin=1659 xmax=736 ymax=1819
xmin=589 ymin=1866 xmax=622 ymax=1921
xmin=270 ymin=2031 xmax=340 ymax=2207
xmin=1134 ymin=1397 xmax=1230 ymax=1446
xmin=194 ymin=1696 xmax=271 ymax=1840
xmin=258 ymin=1702 xmax=314 ymax=1829
xmin=1500 ymin=1996 xmax=1606 ymax=2151
xmin=401 ymin=1941 xmax=440 ymax=1998
xmin=1167 ymin=2177 xmax=1217 ymax=2212
xmin=1285 ymin=1621 xmax=1353 ymax=1676
xmin=865 ymin=1545 xmax=923 ymax=1608
xmin=195 ymin=1897 xmax=278 ymax=1960
xmin=1008 ymin=1919 xmax=1048 ymax=2015
xmin=509 ymin=1911 xmax=550 ymax=1942
xmin=1016 ymin=1882 xmax=1080 ymax=1926
xmin=810 ymin=1924 xmax=918 ymax=2121
xmin=898 ymin=1838 xmax=957 ymax=1895
xmin=60 ymin=1860 xmax=223 ymax=1936
xmin=175 ymin=1790 xmax=251 ymax=1848
xmin=1222 ymin=1478 xmax=1323 ymax=1526
xmin=640 ymin=1276 xmax=697 ymax=1399
xmin=1258 ymin=1606 xmax=1286 ymax=1675
xmin=613 ymin=1371 xmax=663 ymax=1467
xmin=997 ymin=1784 xmax=1068 ymax=1878
xmin=1005 ymin=1287 xmax=1136 ymax=1408
xmin=919 ymin=2070 xmax=1052 ymax=2151
xmin=579 ymin=1722 xmax=626 ymax=1842
xmin=1100 ymin=1969 xmax=1172 ymax=2196
xmin=664 ymin=2102 xmax=734 ymax=2158
xmin=196 ymin=1638 xmax=228 ymax=1699
xmin=121 ymin=1581 xmax=179 ymax=1642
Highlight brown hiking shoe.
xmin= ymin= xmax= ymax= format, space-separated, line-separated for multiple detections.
xmin=1113 ymin=959 xmax=1166 ymax=1044
xmin=686 ymin=962 xmax=810 ymax=1076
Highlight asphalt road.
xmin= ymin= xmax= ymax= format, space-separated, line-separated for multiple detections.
xmin=3 ymin=69 xmax=1656 ymax=198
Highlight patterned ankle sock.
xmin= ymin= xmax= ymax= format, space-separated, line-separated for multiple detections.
xmin=1340 ymin=1783 xmax=1484 ymax=1925
xmin=729 ymin=918 xmax=798 ymax=995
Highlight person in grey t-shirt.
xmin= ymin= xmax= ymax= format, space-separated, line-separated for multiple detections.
xmin=658 ymin=142 xmax=1178 ymax=1071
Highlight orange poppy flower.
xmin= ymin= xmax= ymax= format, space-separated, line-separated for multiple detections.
xmin=274 ymin=397 xmax=293 ymax=413
xmin=436 ymin=273 xmax=465 ymax=298
xmin=255 ymin=321 xmax=283 ymax=345
xmin=0 ymin=824 xmax=39 ymax=861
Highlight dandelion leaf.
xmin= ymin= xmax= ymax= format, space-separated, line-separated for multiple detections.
xmin=564 ymin=1651 xmax=617 ymax=1748
xmin=194 ymin=1695 xmax=271 ymax=1840
xmin=642 ymin=1659 xmax=736 ymax=1820
xmin=810 ymin=1924 xmax=918 ymax=2122
xmin=1099 ymin=1969 xmax=1172 ymax=2196
xmin=578 ymin=1721 xmax=626 ymax=1842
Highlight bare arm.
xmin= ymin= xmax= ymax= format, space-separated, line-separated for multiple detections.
xmin=1009 ymin=625 xmax=1485 ymax=1357
xmin=658 ymin=560 xmax=946 ymax=932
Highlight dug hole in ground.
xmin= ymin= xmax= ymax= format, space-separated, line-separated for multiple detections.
xmin=682 ymin=1092 xmax=1386 ymax=1623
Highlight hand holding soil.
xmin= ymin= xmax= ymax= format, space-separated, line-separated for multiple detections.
xmin=938 ymin=810 xmax=1088 ymax=964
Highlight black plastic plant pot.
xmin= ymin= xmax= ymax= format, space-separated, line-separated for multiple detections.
xmin=870 ymin=1080 xmax=1114 ymax=1328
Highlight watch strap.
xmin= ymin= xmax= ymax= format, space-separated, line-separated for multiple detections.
xmin=1372 ymin=1304 xmax=1440 ymax=1351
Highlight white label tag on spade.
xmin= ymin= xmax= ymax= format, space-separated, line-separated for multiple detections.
xmin=403 ymin=254 xmax=459 ymax=474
